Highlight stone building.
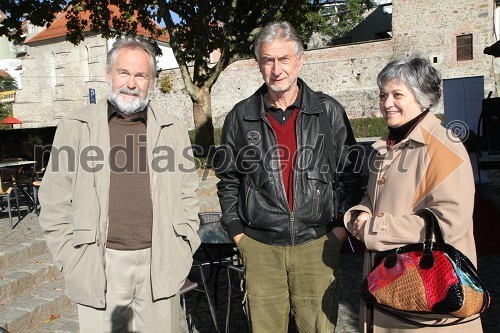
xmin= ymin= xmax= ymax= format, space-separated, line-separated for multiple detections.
xmin=12 ymin=8 xmax=174 ymax=128
xmin=12 ymin=0 xmax=499 ymax=132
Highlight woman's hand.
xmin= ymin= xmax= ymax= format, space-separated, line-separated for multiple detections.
xmin=349 ymin=211 xmax=371 ymax=242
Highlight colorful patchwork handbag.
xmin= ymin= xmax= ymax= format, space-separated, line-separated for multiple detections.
xmin=360 ymin=209 xmax=491 ymax=327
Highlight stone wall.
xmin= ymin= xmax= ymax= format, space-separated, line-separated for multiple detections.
xmin=13 ymin=0 xmax=497 ymax=130
xmin=14 ymin=35 xmax=109 ymax=127
xmin=392 ymin=0 xmax=495 ymax=97
xmin=154 ymin=39 xmax=393 ymax=129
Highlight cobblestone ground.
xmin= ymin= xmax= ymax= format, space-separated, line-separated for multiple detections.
xmin=182 ymin=254 xmax=499 ymax=333
xmin=181 ymin=254 xmax=363 ymax=333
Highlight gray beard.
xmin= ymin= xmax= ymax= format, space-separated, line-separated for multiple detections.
xmin=108 ymin=86 xmax=150 ymax=115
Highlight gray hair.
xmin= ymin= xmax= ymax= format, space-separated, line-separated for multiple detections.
xmin=377 ymin=55 xmax=441 ymax=110
xmin=253 ymin=21 xmax=304 ymax=61
xmin=106 ymin=37 xmax=157 ymax=79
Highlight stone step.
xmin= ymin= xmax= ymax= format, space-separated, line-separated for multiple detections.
xmin=197 ymin=180 xmax=218 ymax=198
xmin=0 ymin=236 xmax=47 ymax=271
xmin=199 ymin=195 xmax=221 ymax=212
xmin=28 ymin=303 xmax=78 ymax=333
xmin=0 ymin=252 xmax=60 ymax=306
xmin=0 ymin=277 xmax=74 ymax=333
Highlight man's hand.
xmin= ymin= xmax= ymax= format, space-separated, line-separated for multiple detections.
xmin=332 ymin=227 xmax=348 ymax=244
xmin=233 ymin=233 xmax=244 ymax=244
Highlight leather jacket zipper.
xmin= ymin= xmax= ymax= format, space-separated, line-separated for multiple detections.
xmin=312 ymin=188 xmax=321 ymax=218
xmin=290 ymin=112 xmax=302 ymax=245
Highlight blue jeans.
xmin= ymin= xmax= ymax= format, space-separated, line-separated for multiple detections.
xmin=237 ymin=232 xmax=342 ymax=333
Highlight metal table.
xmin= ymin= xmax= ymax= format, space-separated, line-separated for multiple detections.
xmin=0 ymin=160 xmax=37 ymax=209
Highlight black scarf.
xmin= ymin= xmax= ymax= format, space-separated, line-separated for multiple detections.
xmin=387 ymin=110 xmax=429 ymax=147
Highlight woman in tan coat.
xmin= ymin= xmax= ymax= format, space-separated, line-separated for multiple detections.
xmin=344 ymin=55 xmax=483 ymax=332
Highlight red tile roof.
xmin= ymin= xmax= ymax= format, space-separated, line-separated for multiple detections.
xmin=0 ymin=70 xmax=12 ymax=78
xmin=25 ymin=5 xmax=169 ymax=44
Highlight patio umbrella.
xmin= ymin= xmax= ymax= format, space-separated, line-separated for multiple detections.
xmin=1 ymin=116 xmax=22 ymax=128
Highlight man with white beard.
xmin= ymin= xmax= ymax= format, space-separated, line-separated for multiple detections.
xmin=38 ymin=38 xmax=201 ymax=333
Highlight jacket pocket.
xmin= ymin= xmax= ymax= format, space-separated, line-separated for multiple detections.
xmin=243 ymin=170 xmax=273 ymax=225
xmin=72 ymin=228 xmax=96 ymax=247
xmin=306 ymin=171 xmax=334 ymax=220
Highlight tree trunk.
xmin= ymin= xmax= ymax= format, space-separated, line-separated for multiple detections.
xmin=192 ymin=87 xmax=215 ymax=157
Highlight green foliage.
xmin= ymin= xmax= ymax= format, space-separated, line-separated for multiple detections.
xmin=349 ymin=117 xmax=387 ymax=138
xmin=0 ymin=103 xmax=11 ymax=116
xmin=158 ymin=75 xmax=173 ymax=94
xmin=0 ymin=77 xmax=17 ymax=91
xmin=0 ymin=104 xmax=13 ymax=130
xmin=349 ymin=113 xmax=445 ymax=138
xmin=435 ymin=113 xmax=445 ymax=124
xmin=330 ymin=0 xmax=374 ymax=38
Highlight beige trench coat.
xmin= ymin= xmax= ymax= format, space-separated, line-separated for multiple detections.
xmin=344 ymin=113 xmax=483 ymax=332
xmin=39 ymin=99 xmax=201 ymax=308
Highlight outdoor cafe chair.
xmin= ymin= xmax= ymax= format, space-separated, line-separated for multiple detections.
xmin=225 ymin=264 xmax=250 ymax=333
xmin=195 ymin=212 xmax=239 ymax=305
xmin=0 ymin=171 xmax=21 ymax=229
xmin=0 ymin=158 xmax=36 ymax=211
xmin=180 ymin=260 xmax=220 ymax=333
xmin=32 ymin=168 xmax=45 ymax=216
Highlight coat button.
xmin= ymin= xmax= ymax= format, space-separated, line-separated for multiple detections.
xmin=96 ymin=240 xmax=101 ymax=247
xmin=377 ymin=177 xmax=386 ymax=185
xmin=376 ymin=212 xmax=384 ymax=217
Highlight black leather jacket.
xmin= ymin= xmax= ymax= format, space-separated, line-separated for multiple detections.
xmin=215 ymin=79 xmax=362 ymax=246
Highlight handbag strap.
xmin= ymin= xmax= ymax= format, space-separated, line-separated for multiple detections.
xmin=373 ymin=304 xmax=481 ymax=327
xmin=417 ymin=208 xmax=445 ymax=243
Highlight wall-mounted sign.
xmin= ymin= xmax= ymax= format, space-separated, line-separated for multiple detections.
xmin=89 ymin=88 xmax=96 ymax=104
xmin=0 ymin=90 xmax=15 ymax=103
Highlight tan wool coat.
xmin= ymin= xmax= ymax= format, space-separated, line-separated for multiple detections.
xmin=344 ymin=113 xmax=483 ymax=332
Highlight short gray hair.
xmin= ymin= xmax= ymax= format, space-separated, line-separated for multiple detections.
xmin=253 ymin=21 xmax=304 ymax=61
xmin=377 ymin=55 xmax=441 ymax=110
xmin=107 ymin=37 xmax=157 ymax=79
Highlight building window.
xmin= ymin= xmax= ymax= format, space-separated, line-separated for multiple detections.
xmin=457 ymin=34 xmax=473 ymax=61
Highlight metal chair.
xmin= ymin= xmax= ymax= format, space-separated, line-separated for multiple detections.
xmin=196 ymin=212 xmax=239 ymax=305
xmin=31 ymin=168 xmax=45 ymax=216
xmin=225 ymin=264 xmax=250 ymax=333
xmin=180 ymin=260 xmax=220 ymax=333
xmin=0 ymin=171 xmax=21 ymax=229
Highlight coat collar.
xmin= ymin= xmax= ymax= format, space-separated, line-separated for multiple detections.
xmin=371 ymin=112 xmax=442 ymax=152
xmin=67 ymin=98 xmax=174 ymax=128
xmin=243 ymin=78 xmax=323 ymax=121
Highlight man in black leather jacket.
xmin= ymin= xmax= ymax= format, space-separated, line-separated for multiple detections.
xmin=215 ymin=21 xmax=362 ymax=333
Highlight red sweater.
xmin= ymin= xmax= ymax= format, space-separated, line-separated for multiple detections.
xmin=266 ymin=108 xmax=299 ymax=211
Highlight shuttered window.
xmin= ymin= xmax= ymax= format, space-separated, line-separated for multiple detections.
xmin=457 ymin=34 xmax=473 ymax=61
